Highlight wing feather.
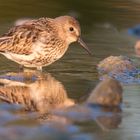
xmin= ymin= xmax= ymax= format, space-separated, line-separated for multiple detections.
xmin=0 ymin=18 xmax=53 ymax=55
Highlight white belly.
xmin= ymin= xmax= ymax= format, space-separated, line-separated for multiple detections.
xmin=0 ymin=41 xmax=69 ymax=68
xmin=1 ymin=52 xmax=40 ymax=67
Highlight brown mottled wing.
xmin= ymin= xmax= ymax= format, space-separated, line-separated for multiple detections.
xmin=0 ymin=18 xmax=50 ymax=55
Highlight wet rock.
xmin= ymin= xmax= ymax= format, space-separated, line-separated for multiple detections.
xmin=97 ymin=56 xmax=140 ymax=84
xmin=97 ymin=55 xmax=136 ymax=75
xmin=87 ymin=77 xmax=122 ymax=106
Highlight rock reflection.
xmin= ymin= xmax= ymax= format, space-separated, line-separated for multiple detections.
xmin=95 ymin=107 xmax=122 ymax=130
xmin=97 ymin=55 xmax=136 ymax=77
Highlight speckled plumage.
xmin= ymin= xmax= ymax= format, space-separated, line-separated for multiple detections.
xmin=0 ymin=16 xmax=90 ymax=70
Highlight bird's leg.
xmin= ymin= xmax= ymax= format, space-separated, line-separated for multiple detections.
xmin=36 ymin=66 xmax=43 ymax=79
xmin=19 ymin=65 xmax=24 ymax=71
xmin=37 ymin=66 xmax=42 ymax=72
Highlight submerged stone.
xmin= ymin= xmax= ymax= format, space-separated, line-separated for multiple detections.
xmin=87 ymin=77 xmax=122 ymax=106
xmin=97 ymin=55 xmax=140 ymax=84
xmin=97 ymin=55 xmax=136 ymax=75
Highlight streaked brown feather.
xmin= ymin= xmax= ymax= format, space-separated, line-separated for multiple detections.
xmin=0 ymin=16 xmax=84 ymax=70
xmin=0 ymin=18 xmax=55 ymax=55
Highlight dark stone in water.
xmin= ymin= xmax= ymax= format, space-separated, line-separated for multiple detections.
xmin=97 ymin=55 xmax=136 ymax=75
xmin=87 ymin=77 xmax=122 ymax=106
xmin=97 ymin=55 xmax=140 ymax=84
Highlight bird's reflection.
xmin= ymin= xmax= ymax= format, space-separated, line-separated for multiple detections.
xmin=0 ymin=71 xmax=74 ymax=113
xmin=0 ymin=71 xmax=123 ymax=130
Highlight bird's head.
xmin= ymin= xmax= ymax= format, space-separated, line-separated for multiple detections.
xmin=54 ymin=16 xmax=91 ymax=55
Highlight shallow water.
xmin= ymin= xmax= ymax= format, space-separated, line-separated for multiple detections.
xmin=0 ymin=0 xmax=139 ymax=140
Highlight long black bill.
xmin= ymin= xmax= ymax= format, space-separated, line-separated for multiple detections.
xmin=78 ymin=38 xmax=92 ymax=55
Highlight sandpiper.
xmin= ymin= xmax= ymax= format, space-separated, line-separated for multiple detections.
xmin=0 ymin=16 xmax=91 ymax=71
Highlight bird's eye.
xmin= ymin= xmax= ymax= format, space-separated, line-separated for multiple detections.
xmin=69 ymin=27 xmax=74 ymax=32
